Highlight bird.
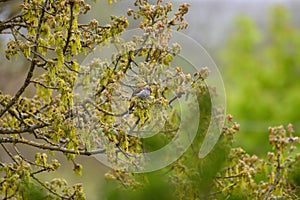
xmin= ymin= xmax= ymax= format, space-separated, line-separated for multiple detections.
xmin=132 ymin=85 xmax=151 ymax=98
xmin=115 ymin=85 xmax=151 ymax=117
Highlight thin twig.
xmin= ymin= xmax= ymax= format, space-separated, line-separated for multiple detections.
xmin=263 ymin=155 xmax=281 ymax=200
xmin=1 ymin=143 xmax=17 ymax=163
xmin=30 ymin=80 xmax=59 ymax=89
xmin=31 ymin=174 xmax=69 ymax=199
xmin=63 ymin=2 xmax=74 ymax=54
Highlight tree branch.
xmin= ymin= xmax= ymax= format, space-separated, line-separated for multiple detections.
xmin=263 ymin=155 xmax=281 ymax=200
xmin=0 ymin=123 xmax=49 ymax=134
xmin=63 ymin=2 xmax=74 ymax=54
xmin=0 ymin=136 xmax=106 ymax=155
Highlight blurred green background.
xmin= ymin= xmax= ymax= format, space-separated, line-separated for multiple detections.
xmin=220 ymin=6 xmax=300 ymax=155
xmin=1 ymin=0 xmax=300 ymax=199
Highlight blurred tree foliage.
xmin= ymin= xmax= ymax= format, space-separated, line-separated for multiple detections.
xmin=103 ymin=119 xmax=300 ymax=200
xmin=220 ymin=6 xmax=300 ymax=154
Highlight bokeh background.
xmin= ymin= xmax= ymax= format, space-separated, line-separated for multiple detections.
xmin=1 ymin=0 xmax=300 ymax=199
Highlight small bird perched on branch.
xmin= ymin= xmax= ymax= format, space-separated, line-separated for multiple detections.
xmin=126 ymin=85 xmax=151 ymax=113
xmin=132 ymin=85 xmax=151 ymax=98
xmin=115 ymin=85 xmax=151 ymax=117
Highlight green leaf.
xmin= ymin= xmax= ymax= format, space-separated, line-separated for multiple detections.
xmin=73 ymin=164 xmax=83 ymax=176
